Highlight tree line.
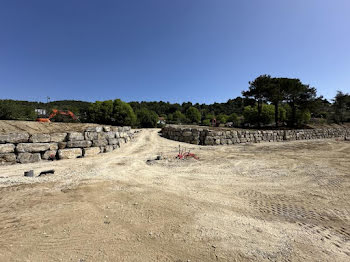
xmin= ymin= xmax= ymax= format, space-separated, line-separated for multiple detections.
xmin=1 ymin=75 xmax=349 ymax=128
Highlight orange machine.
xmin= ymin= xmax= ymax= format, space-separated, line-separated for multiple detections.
xmin=36 ymin=109 xmax=77 ymax=122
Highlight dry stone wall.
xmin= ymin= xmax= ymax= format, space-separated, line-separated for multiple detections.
xmin=0 ymin=126 xmax=133 ymax=165
xmin=162 ymin=125 xmax=350 ymax=145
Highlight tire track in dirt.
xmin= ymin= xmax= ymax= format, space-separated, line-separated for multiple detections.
xmin=238 ymin=189 xmax=350 ymax=257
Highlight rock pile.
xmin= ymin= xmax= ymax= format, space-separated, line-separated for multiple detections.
xmin=162 ymin=125 xmax=350 ymax=146
xmin=0 ymin=126 xmax=133 ymax=165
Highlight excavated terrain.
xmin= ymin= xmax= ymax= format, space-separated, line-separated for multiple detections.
xmin=0 ymin=120 xmax=99 ymax=134
xmin=0 ymin=128 xmax=349 ymax=261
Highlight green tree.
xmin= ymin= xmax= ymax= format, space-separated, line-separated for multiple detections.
xmin=264 ymin=78 xmax=285 ymax=127
xmin=87 ymin=99 xmax=136 ymax=126
xmin=283 ymin=79 xmax=316 ymax=126
xmin=296 ymin=109 xmax=311 ymax=125
xmin=243 ymin=104 xmax=274 ymax=126
xmin=216 ymin=114 xmax=228 ymax=124
xmin=242 ymin=75 xmax=271 ymax=127
xmin=112 ymin=99 xmax=136 ymax=126
xmin=202 ymin=119 xmax=211 ymax=126
xmin=185 ymin=107 xmax=201 ymax=124
xmin=227 ymin=113 xmax=239 ymax=126
xmin=173 ymin=110 xmax=186 ymax=124
xmin=333 ymin=91 xmax=350 ymax=123
xmin=136 ymin=108 xmax=158 ymax=128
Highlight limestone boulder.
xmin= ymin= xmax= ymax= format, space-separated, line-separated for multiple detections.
xmin=67 ymin=132 xmax=84 ymax=141
xmin=84 ymin=131 xmax=106 ymax=140
xmin=0 ymin=133 xmax=29 ymax=143
xmin=42 ymin=150 xmax=57 ymax=160
xmin=83 ymin=147 xmax=101 ymax=157
xmin=105 ymin=131 xmax=115 ymax=139
xmin=58 ymin=148 xmax=82 ymax=159
xmin=0 ymin=144 xmax=15 ymax=153
xmin=16 ymin=143 xmax=50 ymax=153
xmin=50 ymin=133 xmax=67 ymax=142
xmin=49 ymin=143 xmax=58 ymax=151
xmin=85 ymin=126 xmax=103 ymax=132
xmin=108 ymin=138 xmax=119 ymax=145
xmin=17 ymin=153 xmax=41 ymax=164
xmin=0 ymin=153 xmax=16 ymax=165
xmin=92 ymin=139 xmax=108 ymax=147
xmin=67 ymin=140 xmax=92 ymax=148
xmin=29 ymin=133 xmax=50 ymax=143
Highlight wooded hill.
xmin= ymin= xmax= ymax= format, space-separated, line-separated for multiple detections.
xmin=1 ymin=75 xmax=349 ymax=128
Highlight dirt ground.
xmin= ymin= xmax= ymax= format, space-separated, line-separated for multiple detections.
xmin=0 ymin=120 xmax=99 ymax=134
xmin=0 ymin=129 xmax=349 ymax=261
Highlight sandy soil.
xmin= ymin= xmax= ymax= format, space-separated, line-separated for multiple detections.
xmin=0 ymin=129 xmax=349 ymax=261
xmin=0 ymin=120 xmax=99 ymax=134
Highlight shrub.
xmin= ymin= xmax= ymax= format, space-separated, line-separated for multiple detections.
xmin=185 ymin=107 xmax=201 ymax=124
xmin=136 ymin=108 xmax=158 ymax=128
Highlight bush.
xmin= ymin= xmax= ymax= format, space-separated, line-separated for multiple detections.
xmin=297 ymin=109 xmax=311 ymax=125
xmin=216 ymin=114 xmax=228 ymax=124
xmin=173 ymin=110 xmax=186 ymax=124
xmin=88 ymin=99 xmax=136 ymax=126
xmin=202 ymin=119 xmax=211 ymax=126
xmin=186 ymin=107 xmax=201 ymax=124
xmin=136 ymin=108 xmax=158 ymax=128
xmin=227 ymin=113 xmax=240 ymax=126
xmin=243 ymin=104 xmax=275 ymax=126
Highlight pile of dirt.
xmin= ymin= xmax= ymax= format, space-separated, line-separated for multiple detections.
xmin=0 ymin=120 xmax=99 ymax=134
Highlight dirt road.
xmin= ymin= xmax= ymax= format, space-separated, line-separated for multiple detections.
xmin=0 ymin=129 xmax=349 ymax=261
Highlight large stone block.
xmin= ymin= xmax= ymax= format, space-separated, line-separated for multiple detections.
xmin=103 ymin=126 xmax=111 ymax=132
xmin=17 ymin=153 xmax=41 ymax=164
xmin=42 ymin=150 xmax=57 ymax=160
xmin=92 ymin=139 xmax=108 ymax=147
xmin=29 ymin=133 xmax=50 ymax=143
xmin=58 ymin=148 xmax=82 ymax=159
xmin=105 ymin=131 xmax=115 ymax=139
xmin=16 ymin=143 xmax=50 ymax=153
xmin=67 ymin=132 xmax=84 ymax=141
xmin=84 ymin=131 xmax=106 ymax=140
xmin=0 ymin=144 xmax=15 ymax=153
xmin=49 ymin=143 xmax=58 ymax=151
xmin=0 ymin=133 xmax=29 ymax=143
xmin=108 ymin=138 xmax=119 ymax=145
xmin=182 ymin=131 xmax=192 ymax=137
xmin=83 ymin=147 xmax=101 ymax=157
xmin=50 ymin=133 xmax=67 ymax=142
xmin=67 ymin=140 xmax=92 ymax=148
xmin=85 ymin=126 xmax=103 ymax=132
xmin=0 ymin=153 xmax=16 ymax=165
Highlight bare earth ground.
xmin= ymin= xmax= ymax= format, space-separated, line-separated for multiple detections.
xmin=0 ymin=120 xmax=99 ymax=134
xmin=0 ymin=129 xmax=349 ymax=261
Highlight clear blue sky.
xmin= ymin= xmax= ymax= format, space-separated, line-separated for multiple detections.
xmin=0 ymin=0 xmax=349 ymax=103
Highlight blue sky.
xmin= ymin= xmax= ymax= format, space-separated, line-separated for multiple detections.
xmin=0 ymin=0 xmax=349 ymax=103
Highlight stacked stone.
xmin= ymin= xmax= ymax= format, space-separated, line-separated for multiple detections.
xmin=0 ymin=126 xmax=133 ymax=165
xmin=161 ymin=125 xmax=350 ymax=146
xmin=161 ymin=126 xmax=202 ymax=144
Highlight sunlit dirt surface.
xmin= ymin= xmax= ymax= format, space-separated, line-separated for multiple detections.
xmin=0 ymin=129 xmax=349 ymax=261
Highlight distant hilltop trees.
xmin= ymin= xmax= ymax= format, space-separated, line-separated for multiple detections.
xmin=1 ymin=75 xmax=349 ymax=128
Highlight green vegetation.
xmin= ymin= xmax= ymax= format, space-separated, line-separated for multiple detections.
xmin=186 ymin=107 xmax=201 ymax=124
xmin=136 ymin=108 xmax=158 ymax=128
xmin=1 ymin=75 xmax=349 ymax=128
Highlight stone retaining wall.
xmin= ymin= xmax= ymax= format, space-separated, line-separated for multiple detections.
xmin=162 ymin=125 xmax=350 ymax=145
xmin=0 ymin=126 xmax=133 ymax=165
